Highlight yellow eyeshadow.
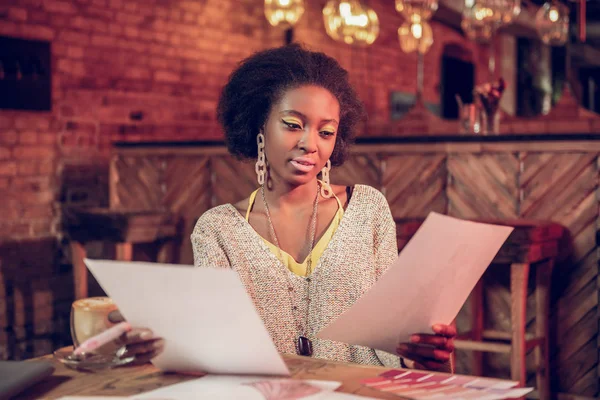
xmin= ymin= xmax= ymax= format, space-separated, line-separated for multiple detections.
xmin=282 ymin=117 xmax=302 ymax=125
xmin=321 ymin=125 xmax=336 ymax=133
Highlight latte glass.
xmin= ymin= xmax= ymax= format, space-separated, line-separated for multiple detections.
xmin=70 ymin=296 xmax=120 ymax=355
xmin=53 ymin=296 xmax=134 ymax=369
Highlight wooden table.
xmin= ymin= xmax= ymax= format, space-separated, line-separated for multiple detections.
xmin=22 ymin=354 xmax=409 ymax=399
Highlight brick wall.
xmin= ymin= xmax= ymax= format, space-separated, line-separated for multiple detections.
xmin=0 ymin=0 xmax=503 ymax=359
xmin=0 ymin=0 xmax=502 ymax=240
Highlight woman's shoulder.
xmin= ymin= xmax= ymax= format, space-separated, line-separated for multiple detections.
xmin=346 ymin=185 xmax=392 ymax=223
xmin=348 ymin=185 xmax=394 ymax=229
xmin=192 ymin=204 xmax=240 ymax=235
xmin=328 ymin=183 xmax=385 ymax=207
xmin=352 ymin=184 xmax=388 ymax=204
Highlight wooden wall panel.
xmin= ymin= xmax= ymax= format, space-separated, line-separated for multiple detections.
xmin=330 ymin=154 xmax=381 ymax=188
xmin=382 ymin=154 xmax=447 ymax=219
xmin=162 ymin=156 xmax=212 ymax=265
xmin=162 ymin=156 xmax=211 ymax=217
xmin=447 ymin=153 xmax=519 ymax=219
xmin=520 ymin=153 xmax=597 ymax=221
xmin=555 ymin=338 xmax=597 ymax=396
xmin=211 ymin=156 xmax=257 ymax=207
xmin=110 ymin=155 xmax=164 ymax=210
xmin=569 ymin=366 xmax=599 ymax=398
xmin=519 ymin=152 xmax=599 ymax=396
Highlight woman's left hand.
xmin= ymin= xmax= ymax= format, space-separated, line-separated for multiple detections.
xmin=396 ymin=323 xmax=456 ymax=372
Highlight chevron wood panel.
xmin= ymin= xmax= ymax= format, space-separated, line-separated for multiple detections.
xmin=382 ymin=154 xmax=447 ymax=219
xmin=210 ymin=156 xmax=257 ymax=207
xmin=110 ymin=155 xmax=164 ymax=210
xmin=568 ymin=366 xmax=598 ymax=398
xmin=555 ymin=337 xmax=597 ymax=396
xmin=519 ymin=152 xmax=599 ymax=396
xmin=556 ymin=303 xmax=597 ymax=367
xmin=162 ymin=156 xmax=211 ymax=217
xmin=447 ymin=153 xmax=519 ymax=219
xmin=447 ymin=148 xmax=519 ymax=376
xmin=162 ymin=156 xmax=212 ymax=265
xmin=555 ymin=251 xmax=597 ymax=319
xmin=330 ymin=154 xmax=381 ymax=188
xmin=520 ymin=153 xmax=597 ymax=223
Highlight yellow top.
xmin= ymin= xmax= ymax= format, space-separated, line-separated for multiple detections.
xmin=245 ymin=185 xmax=344 ymax=276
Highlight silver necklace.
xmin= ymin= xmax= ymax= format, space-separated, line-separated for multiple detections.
xmin=261 ymin=182 xmax=319 ymax=356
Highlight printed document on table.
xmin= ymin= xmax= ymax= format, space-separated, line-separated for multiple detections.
xmin=85 ymin=259 xmax=289 ymax=376
xmin=57 ymin=378 xmax=377 ymax=400
xmin=134 ymin=376 xmax=377 ymax=399
xmin=317 ymin=212 xmax=514 ymax=354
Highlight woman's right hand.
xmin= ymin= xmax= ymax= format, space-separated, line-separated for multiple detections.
xmin=108 ymin=310 xmax=165 ymax=365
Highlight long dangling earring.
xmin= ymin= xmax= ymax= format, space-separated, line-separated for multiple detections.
xmin=255 ymin=132 xmax=266 ymax=186
xmin=320 ymin=159 xmax=332 ymax=198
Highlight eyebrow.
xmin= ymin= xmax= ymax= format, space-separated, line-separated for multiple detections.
xmin=280 ymin=110 xmax=339 ymax=125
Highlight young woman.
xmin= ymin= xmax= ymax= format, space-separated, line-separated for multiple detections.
xmin=118 ymin=44 xmax=455 ymax=372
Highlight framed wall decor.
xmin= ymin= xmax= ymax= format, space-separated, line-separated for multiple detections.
xmin=0 ymin=36 xmax=51 ymax=111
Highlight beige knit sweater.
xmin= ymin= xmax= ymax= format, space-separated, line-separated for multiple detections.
xmin=191 ymin=184 xmax=400 ymax=367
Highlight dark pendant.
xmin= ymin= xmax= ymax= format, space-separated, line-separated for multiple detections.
xmin=297 ymin=336 xmax=313 ymax=356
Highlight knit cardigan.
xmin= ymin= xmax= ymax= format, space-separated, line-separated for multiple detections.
xmin=191 ymin=184 xmax=400 ymax=367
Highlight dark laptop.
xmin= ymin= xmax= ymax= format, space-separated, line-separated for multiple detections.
xmin=0 ymin=361 xmax=54 ymax=400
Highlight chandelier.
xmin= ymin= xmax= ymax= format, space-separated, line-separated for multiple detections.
xmin=461 ymin=1 xmax=496 ymax=43
xmin=323 ymin=0 xmax=380 ymax=46
xmin=395 ymin=0 xmax=438 ymax=21
xmin=264 ymin=0 xmax=305 ymax=29
xmin=398 ymin=17 xmax=434 ymax=54
xmin=461 ymin=0 xmax=520 ymax=43
xmin=496 ymin=0 xmax=521 ymax=25
xmin=395 ymin=0 xmax=438 ymax=54
xmin=394 ymin=0 xmax=438 ymax=108
xmin=535 ymin=0 xmax=569 ymax=46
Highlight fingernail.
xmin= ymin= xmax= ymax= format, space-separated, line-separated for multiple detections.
xmin=140 ymin=331 xmax=153 ymax=340
xmin=108 ymin=310 xmax=123 ymax=323
xmin=410 ymin=335 xmax=420 ymax=343
xmin=153 ymin=339 xmax=165 ymax=349
xmin=432 ymin=324 xmax=442 ymax=331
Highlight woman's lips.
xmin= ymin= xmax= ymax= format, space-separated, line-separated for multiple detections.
xmin=290 ymin=159 xmax=316 ymax=172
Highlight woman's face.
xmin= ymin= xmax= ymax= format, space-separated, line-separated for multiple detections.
xmin=263 ymin=85 xmax=340 ymax=187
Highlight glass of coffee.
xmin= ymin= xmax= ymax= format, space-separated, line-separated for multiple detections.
xmin=70 ymin=297 xmax=119 ymax=353
xmin=54 ymin=296 xmax=134 ymax=369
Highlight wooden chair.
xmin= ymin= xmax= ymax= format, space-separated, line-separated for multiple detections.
xmin=64 ymin=208 xmax=181 ymax=300
xmin=395 ymin=217 xmax=565 ymax=400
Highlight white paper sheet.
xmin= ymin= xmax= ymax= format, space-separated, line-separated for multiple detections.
xmin=134 ymin=376 xmax=376 ymax=400
xmin=85 ymin=259 xmax=289 ymax=376
xmin=317 ymin=212 xmax=513 ymax=354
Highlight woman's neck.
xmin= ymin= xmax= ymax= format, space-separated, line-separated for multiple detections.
xmin=263 ymin=177 xmax=319 ymax=211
